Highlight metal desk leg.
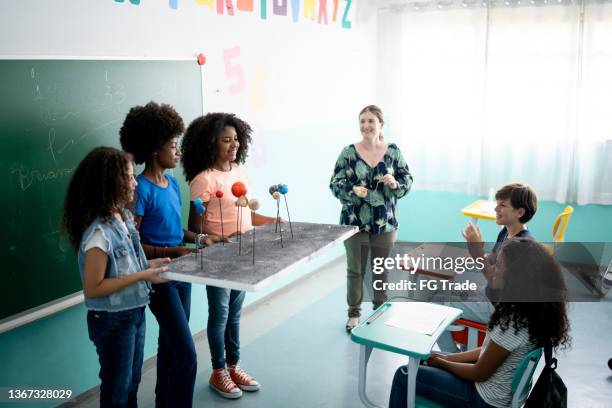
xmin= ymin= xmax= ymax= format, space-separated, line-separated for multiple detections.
xmin=406 ymin=356 xmax=420 ymax=408
xmin=358 ymin=345 xmax=383 ymax=408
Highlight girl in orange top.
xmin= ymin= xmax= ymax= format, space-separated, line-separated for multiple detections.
xmin=181 ymin=112 xmax=277 ymax=399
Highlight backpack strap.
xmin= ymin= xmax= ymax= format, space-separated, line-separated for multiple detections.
xmin=544 ymin=339 xmax=557 ymax=370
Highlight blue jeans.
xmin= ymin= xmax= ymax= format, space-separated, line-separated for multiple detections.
xmin=389 ymin=365 xmax=494 ymax=408
xmin=206 ymin=286 xmax=246 ymax=369
xmin=87 ymin=307 xmax=146 ymax=408
xmin=149 ymin=281 xmax=197 ymax=408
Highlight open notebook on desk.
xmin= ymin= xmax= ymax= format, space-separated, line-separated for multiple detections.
xmin=384 ymin=302 xmax=453 ymax=335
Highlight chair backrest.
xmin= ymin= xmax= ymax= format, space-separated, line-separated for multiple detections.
xmin=552 ymin=205 xmax=574 ymax=243
xmin=511 ymin=348 xmax=543 ymax=408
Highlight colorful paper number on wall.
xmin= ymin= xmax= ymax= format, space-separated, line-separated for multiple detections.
xmin=249 ymin=66 xmax=269 ymax=109
xmin=223 ymin=47 xmax=269 ymax=109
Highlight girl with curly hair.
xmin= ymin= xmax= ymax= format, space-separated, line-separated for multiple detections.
xmin=119 ymin=102 xmax=216 ymax=408
xmin=62 ymin=147 xmax=169 ymax=407
xmin=389 ymin=239 xmax=571 ymax=408
xmin=181 ymin=112 xmax=278 ymax=399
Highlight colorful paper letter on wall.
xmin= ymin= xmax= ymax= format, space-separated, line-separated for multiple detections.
xmin=237 ymin=0 xmax=253 ymax=11
xmin=318 ymin=0 xmax=328 ymax=24
xmin=273 ymin=0 xmax=288 ymax=16
xmin=291 ymin=0 xmax=300 ymax=22
xmin=342 ymin=0 xmax=352 ymax=29
xmin=195 ymin=0 xmax=214 ymax=10
xmin=304 ymin=0 xmax=315 ymax=19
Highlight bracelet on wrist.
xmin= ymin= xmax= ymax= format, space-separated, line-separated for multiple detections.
xmin=196 ymin=233 xmax=208 ymax=248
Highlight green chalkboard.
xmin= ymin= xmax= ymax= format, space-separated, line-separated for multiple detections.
xmin=0 ymin=59 xmax=202 ymax=322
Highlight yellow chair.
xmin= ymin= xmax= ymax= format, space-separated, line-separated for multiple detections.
xmin=545 ymin=205 xmax=574 ymax=254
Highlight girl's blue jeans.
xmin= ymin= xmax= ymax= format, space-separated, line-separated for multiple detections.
xmin=87 ymin=307 xmax=145 ymax=408
xmin=149 ymin=281 xmax=197 ymax=408
xmin=389 ymin=365 xmax=494 ymax=408
xmin=206 ymin=286 xmax=246 ymax=369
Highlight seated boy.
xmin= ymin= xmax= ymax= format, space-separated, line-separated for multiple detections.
xmin=436 ymin=183 xmax=538 ymax=352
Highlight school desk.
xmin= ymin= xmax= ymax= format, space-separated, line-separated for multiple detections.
xmin=350 ymin=302 xmax=462 ymax=408
xmin=163 ymin=222 xmax=358 ymax=291
xmin=461 ymin=199 xmax=496 ymax=225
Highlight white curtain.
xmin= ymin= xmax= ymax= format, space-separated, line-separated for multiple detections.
xmin=378 ymin=1 xmax=612 ymax=205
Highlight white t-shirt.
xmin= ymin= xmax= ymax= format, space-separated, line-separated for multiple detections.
xmin=475 ymin=322 xmax=536 ymax=407
xmin=83 ymin=222 xmax=128 ymax=253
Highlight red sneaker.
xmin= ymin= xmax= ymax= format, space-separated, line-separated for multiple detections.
xmin=228 ymin=364 xmax=261 ymax=392
xmin=209 ymin=368 xmax=242 ymax=399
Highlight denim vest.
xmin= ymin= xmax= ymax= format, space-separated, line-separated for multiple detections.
xmin=78 ymin=209 xmax=150 ymax=312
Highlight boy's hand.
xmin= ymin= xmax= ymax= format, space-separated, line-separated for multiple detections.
xmin=462 ymin=223 xmax=483 ymax=243
xmin=462 ymin=223 xmax=485 ymax=259
xmin=352 ymin=186 xmax=368 ymax=198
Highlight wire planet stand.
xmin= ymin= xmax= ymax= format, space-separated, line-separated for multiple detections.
xmin=215 ymin=190 xmax=225 ymax=245
xmin=248 ymin=198 xmax=260 ymax=264
xmin=193 ymin=197 xmax=206 ymax=269
xmin=269 ymin=183 xmax=294 ymax=245
xmin=231 ymin=182 xmax=248 ymax=256
xmin=269 ymin=185 xmax=284 ymax=248
xmin=278 ymin=184 xmax=293 ymax=239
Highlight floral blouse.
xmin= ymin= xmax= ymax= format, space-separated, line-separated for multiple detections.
xmin=329 ymin=143 xmax=413 ymax=234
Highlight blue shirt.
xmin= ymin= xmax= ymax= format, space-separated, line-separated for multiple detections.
xmin=134 ymin=174 xmax=184 ymax=247
xmin=486 ymin=227 xmax=534 ymax=302
xmin=492 ymin=227 xmax=534 ymax=255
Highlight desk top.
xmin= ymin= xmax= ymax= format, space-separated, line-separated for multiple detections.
xmin=462 ymin=200 xmax=496 ymax=221
xmin=163 ymin=222 xmax=358 ymax=291
xmin=351 ymin=302 xmax=462 ymax=360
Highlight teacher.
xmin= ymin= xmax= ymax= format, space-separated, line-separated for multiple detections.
xmin=330 ymin=105 xmax=413 ymax=332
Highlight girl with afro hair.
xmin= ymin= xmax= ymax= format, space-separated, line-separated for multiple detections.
xmin=181 ymin=112 xmax=279 ymax=399
xmin=120 ymin=101 xmax=216 ymax=408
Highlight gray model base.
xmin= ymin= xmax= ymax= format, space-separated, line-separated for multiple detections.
xmin=163 ymin=222 xmax=358 ymax=291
